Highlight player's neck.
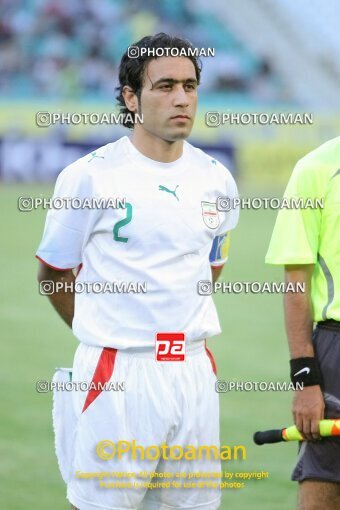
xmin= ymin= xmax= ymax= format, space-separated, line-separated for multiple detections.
xmin=129 ymin=131 xmax=184 ymax=163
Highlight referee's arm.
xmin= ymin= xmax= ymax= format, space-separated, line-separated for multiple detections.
xmin=284 ymin=264 xmax=324 ymax=441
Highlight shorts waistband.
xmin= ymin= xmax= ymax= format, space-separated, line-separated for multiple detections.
xmin=317 ymin=320 xmax=340 ymax=331
xmin=117 ymin=339 xmax=206 ymax=358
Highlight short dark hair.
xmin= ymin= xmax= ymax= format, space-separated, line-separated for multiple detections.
xmin=116 ymin=33 xmax=202 ymax=128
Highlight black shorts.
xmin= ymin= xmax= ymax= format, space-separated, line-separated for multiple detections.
xmin=292 ymin=321 xmax=340 ymax=483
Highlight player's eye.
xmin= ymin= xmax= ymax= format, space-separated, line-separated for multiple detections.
xmin=184 ymin=83 xmax=196 ymax=91
xmin=159 ymin=83 xmax=172 ymax=90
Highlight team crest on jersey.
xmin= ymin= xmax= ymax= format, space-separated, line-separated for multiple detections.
xmin=201 ymin=201 xmax=220 ymax=229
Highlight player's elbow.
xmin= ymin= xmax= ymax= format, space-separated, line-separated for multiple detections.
xmin=211 ymin=265 xmax=224 ymax=283
xmin=37 ymin=262 xmax=48 ymax=283
xmin=37 ymin=261 xmax=63 ymax=283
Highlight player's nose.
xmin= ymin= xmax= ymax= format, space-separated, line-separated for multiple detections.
xmin=172 ymin=86 xmax=190 ymax=107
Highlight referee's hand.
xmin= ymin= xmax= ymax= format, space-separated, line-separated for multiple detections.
xmin=292 ymin=386 xmax=325 ymax=441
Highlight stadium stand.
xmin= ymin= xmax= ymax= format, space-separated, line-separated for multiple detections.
xmin=210 ymin=0 xmax=340 ymax=108
xmin=0 ymin=0 xmax=282 ymax=100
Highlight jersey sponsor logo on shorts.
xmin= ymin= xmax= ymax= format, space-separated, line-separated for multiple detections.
xmin=155 ymin=333 xmax=185 ymax=361
xmin=201 ymin=201 xmax=220 ymax=229
xmin=158 ymin=184 xmax=179 ymax=201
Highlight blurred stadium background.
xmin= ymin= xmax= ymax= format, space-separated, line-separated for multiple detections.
xmin=1 ymin=1 xmax=339 ymax=509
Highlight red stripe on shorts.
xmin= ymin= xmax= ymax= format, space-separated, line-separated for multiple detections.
xmin=82 ymin=347 xmax=117 ymax=413
xmin=205 ymin=341 xmax=217 ymax=375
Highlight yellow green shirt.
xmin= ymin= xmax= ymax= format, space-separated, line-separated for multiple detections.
xmin=266 ymin=137 xmax=340 ymax=322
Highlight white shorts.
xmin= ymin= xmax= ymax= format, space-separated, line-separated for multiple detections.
xmin=53 ymin=340 xmax=221 ymax=510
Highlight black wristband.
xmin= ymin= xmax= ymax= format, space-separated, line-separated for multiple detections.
xmin=290 ymin=357 xmax=322 ymax=388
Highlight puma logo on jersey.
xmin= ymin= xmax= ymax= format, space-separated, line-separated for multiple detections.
xmin=88 ymin=151 xmax=105 ymax=162
xmin=159 ymin=185 xmax=179 ymax=201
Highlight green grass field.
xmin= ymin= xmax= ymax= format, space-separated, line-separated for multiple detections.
xmin=1 ymin=184 xmax=298 ymax=510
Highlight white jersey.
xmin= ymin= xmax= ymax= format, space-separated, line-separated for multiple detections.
xmin=36 ymin=136 xmax=239 ymax=349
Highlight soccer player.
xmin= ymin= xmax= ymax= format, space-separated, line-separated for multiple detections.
xmin=36 ymin=33 xmax=239 ymax=510
xmin=266 ymin=137 xmax=340 ymax=510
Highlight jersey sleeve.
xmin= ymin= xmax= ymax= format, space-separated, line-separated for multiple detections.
xmin=209 ymin=232 xmax=231 ymax=267
xmin=36 ymin=163 xmax=93 ymax=270
xmin=265 ymin=157 xmax=323 ymax=265
xmin=216 ymin=169 xmax=239 ymax=236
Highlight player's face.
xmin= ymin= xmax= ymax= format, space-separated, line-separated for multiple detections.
xmin=137 ymin=56 xmax=198 ymax=142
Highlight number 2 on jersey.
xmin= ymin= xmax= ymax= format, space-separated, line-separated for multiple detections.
xmin=113 ymin=202 xmax=132 ymax=243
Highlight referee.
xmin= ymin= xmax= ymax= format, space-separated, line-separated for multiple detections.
xmin=266 ymin=137 xmax=340 ymax=510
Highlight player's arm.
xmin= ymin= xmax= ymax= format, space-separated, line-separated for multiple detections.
xmin=37 ymin=262 xmax=76 ymax=328
xmin=36 ymin=162 xmax=92 ymax=329
xmin=210 ymin=165 xmax=239 ymax=283
xmin=284 ymin=264 xmax=324 ymax=441
xmin=211 ymin=266 xmax=223 ymax=283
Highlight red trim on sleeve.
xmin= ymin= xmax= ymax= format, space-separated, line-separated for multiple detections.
xmin=82 ymin=347 xmax=118 ymax=413
xmin=210 ymin=263 xmax=225 ymax=269
xmin=205 ymin=340 xmax=217 ymax=375
xmin=35 ymin=255 xmax=75 ymax=272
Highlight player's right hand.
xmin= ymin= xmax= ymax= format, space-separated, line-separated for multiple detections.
xmin=292 ymin=385 xmax=325 ymax=441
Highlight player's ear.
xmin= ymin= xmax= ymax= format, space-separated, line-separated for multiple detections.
xmin=122 ymin=86 xmax=138 ymax=113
